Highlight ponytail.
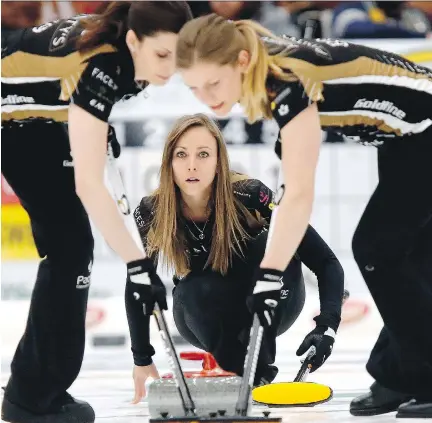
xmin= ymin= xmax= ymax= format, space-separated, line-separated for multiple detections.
xmin=235 ymin=20 xmax=276 ymax=122
xmin=76 ymin=1 xmax=132 ymax=52
xmin=235 ymin=20 xmax=299 ymax=122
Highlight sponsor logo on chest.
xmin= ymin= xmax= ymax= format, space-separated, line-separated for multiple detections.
xmin=91 ymin=68 xmax=119 ymax=91
xmin=354 ymin=98 xmax=406 ymax=119
xmin=2 ymin=95 xmax=35 ymax=105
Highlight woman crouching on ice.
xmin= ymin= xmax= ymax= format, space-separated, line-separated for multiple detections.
xmin=129 ymin=113 xmax=345 ymax=402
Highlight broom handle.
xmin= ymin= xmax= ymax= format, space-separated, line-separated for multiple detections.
xmin=235 ymin=153 xmax=286 ymax=414
xmin=304 ymin=19 xmax=317 ymax=40
xmin=106 ymin=145 xmax=196 ymax=416
xmin=235 ymin=314 xmax=263 ymax=415
xmin=152 ymin=303 xmax=197 ymax=415
xmin=293 ymin=346 xmax=316 ymax=382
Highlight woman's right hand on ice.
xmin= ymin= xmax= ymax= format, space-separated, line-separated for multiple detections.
xmin=132 ymin=363 xmax=161 ymax=404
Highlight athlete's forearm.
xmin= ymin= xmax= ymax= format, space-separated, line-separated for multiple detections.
xmin=260 ymin=191 xmax=313 ymax=271
xmin=77 ymin=181 xmax=145 ymax=263
xmin=125 ymin=286 xmax=155 ymax=365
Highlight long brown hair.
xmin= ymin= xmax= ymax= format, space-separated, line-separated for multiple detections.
xmin=146 ymin=114 xmax=262 ymax=277
xmin=77 ymin=1 xmax=193 ymax=52
xmin=176 ymin=14 xmax=323 ymax=123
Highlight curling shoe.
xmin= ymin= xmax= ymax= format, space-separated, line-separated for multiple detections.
xmin=350 ymin=381 xmax=412 ymax=416
xmin=1 ymin=391 xmax=95 ymax=423
xmin=397 ymin=396 xmax=432 ymax=418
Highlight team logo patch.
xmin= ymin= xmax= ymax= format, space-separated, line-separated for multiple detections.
xmin=278 ymin=104 xmax=289 ymax=116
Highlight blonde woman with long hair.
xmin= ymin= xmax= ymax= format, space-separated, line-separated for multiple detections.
xmin=174 ymin=14 xmax=432 ymax=418
xmin=129 ymin=113 xmax=344 ymax=403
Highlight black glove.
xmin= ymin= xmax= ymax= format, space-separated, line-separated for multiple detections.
xmin=247 ymin=268 xmax=284 ymax=328
xmin=108 ymin=125 xmax=121 ymax=158
xmin=126 ymin=258 xmax=168 ymax=315
xmin=296 ymin=325 xmax=336 ymax=372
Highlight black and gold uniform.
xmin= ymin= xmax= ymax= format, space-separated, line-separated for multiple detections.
xmin=1 ymin=16 xmax=142 ymax=416
xmin=265 ymin=37 xmax=432 ymax=400
xmin=1 ymin=15 xmax=144 ymax=124
xmin=265 ymin=36 xmax=432 ymax=153
xmin=130 ymin=174 xmax=344 ymax=384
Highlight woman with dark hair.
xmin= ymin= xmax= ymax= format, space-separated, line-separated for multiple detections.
xmin=131 ymin=113 xmax=344 ymax=403
xmin=1 ymin=2 xmax=192 ymax=422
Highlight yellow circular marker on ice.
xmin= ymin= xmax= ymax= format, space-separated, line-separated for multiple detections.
xmin=252 ymin=381 xmax=333 ymax=407
xmin=252 ymin=345 xmax=333 ymax=407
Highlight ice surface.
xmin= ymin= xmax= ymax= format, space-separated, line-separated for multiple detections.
xmin=2 ymin=345 xmax=416 ymax=422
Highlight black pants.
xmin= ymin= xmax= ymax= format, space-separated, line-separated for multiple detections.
xmin=2 ymin=122 xmax=94 ymax=413
xmin=352 ymin=132 xmax=432 ymax=396
xmin=173 ymin=231 xmax=305 ymax=382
